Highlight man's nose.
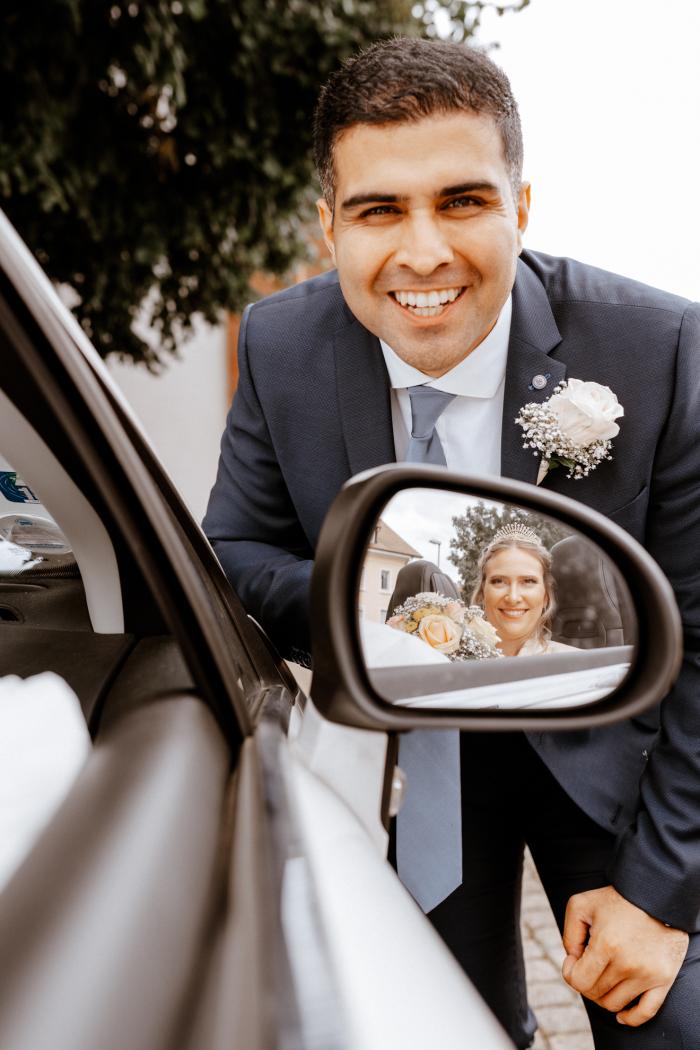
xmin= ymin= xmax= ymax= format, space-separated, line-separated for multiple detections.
xmin=393 ymin=213 xmax=454 ymax=274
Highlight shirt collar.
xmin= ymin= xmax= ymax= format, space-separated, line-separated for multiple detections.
xmin=380 ymin=294 xmax=512 ymax=399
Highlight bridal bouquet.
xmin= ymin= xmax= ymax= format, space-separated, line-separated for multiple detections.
xmin=386 ymin=593 xmax=501 ymax=661
xmin=515 ymin=379 xmax=624 ymax=483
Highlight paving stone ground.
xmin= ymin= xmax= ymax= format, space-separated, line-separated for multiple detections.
xmin=521 ymin=851 xmax=594 ymax=1050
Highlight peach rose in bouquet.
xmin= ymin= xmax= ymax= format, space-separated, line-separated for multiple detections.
xmin=417 ymin=612 xmax=463 ymax=654
xmin=387 ymin=593 xmax=501 ymax=661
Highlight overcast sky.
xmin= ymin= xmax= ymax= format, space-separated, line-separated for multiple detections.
xmin=472 ymin=0 xmax=699 ymax=300
xmin=382 ymin=488 xmax=482 ymax=570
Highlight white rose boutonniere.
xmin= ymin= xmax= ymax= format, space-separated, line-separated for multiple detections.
xmin=515 ymin=379 xmax=624 ymax=484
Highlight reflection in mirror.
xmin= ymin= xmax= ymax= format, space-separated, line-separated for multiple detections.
xmin=358 ymin=489 xmax=637 ymax=712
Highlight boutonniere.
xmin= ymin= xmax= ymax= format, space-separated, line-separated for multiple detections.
xmin=515 ymin=379 xmax=624 ymax=485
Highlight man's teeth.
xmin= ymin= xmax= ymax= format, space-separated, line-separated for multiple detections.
xmin=392 ymin=287 xmax=463 ymax=316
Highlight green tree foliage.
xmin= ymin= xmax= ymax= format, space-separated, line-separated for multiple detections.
xmin=0 ymin=0 xmax=527 ymax=367
xmin=449 ymin=501 xmax=569 ymax=598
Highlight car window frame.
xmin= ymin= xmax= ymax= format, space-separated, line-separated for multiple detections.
xmin=0 ymin=211 xmax=287 ymax=737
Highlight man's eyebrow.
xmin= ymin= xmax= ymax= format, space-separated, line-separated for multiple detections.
xmin=339 ymin=181 xmax=501 ymax=212
xmin=340 ymin=193 xmax=405 ymax=211
xmin=439 ymin=181 xmax=500 ymax=197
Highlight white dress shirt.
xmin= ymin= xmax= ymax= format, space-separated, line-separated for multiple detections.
xmin=380 ymin=295 xmax=512 ymax=478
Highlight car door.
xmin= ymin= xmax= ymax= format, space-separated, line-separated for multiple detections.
xmin=0 ymin=210 xmax=516 ymax=1050
xmin=0 ymin=211 xmax=333 ymax=1050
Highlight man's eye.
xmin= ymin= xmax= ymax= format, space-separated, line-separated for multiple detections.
xmin=360 ymin=205 xmax=399 ymax=218
xmin=443 ymin=196 xmax=482 ymax=210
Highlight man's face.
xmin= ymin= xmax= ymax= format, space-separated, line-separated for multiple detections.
xmin=317 ymin=111 xmax=530 ymax=378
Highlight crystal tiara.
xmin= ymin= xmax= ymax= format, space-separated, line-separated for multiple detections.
xmin=491 ymin=522 xmax=541 ymax=546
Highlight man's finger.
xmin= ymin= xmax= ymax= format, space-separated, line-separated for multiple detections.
xmin=562 ymin=952 xmax=610 ymax=990
xmin=582 ymin=967 xmax=634 ymax=1006
xmin=597 ymin=978 xmax=645 ymax=1014
xmin=617 ymin=986 xmax=668 ymax=1027
xmin=563 ymin=943 xmax=609 ymax=995
xmin=562 ymin=896 xmax=590 ymax=959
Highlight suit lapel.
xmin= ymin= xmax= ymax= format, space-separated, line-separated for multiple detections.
xmin=501 ymin=259 xmax=566 ymax=484
xmin=334 ymin=316 xmax=396 ymax=476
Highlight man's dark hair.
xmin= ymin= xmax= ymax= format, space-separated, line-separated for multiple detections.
xmin=313 ymin=37 xmax=523 ymax=210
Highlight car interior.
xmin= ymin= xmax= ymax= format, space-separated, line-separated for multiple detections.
xmin=0 ymin=387 xmax=141 ymax=728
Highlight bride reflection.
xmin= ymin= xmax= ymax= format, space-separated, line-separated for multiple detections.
xmin=384 ymin=523 xmax=579 ymax=661
xmin=473 ymin=524 xmax=577 ymax=657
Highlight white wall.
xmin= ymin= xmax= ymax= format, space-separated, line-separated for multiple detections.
xmin=108 ymin=318 xmax=230 ymax=522
xmin=475 ymin=0 xmax=700 ymax=300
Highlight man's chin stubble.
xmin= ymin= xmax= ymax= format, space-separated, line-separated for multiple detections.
xmin=395 ymin=340 xmax=478 ymax=377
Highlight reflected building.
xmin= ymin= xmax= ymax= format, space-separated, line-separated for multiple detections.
xmin=359 ymin=519 xmax=421 ymax=623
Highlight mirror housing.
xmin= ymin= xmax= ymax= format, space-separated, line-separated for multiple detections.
xmin=310 ymin=466 xmax=682 ymax=731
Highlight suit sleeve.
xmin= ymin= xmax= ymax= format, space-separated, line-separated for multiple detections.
xmin=202 ymin=305 xmax=314 ymax=662
xmin=611 ymin=301 xmax=700 ymax=930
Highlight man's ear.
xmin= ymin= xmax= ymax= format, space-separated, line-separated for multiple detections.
xmin=516 ymin=182 xmax=531 ymax=253
xmin=316 ymin=198 xmax=336 ymax=261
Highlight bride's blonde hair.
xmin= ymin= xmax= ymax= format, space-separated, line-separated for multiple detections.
xmin=470 ymin=526 xmax=556 ymax=646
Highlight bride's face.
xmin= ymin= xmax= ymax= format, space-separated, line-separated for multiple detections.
xmin=482 ymin=548 xmax=547 ymax=655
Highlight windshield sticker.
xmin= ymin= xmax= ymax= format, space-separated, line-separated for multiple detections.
xmin=0 ymin=472 xmax=41 ymax=504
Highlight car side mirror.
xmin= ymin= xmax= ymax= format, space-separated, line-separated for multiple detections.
xmin=309 ymin=466 xmax=681 ymax=731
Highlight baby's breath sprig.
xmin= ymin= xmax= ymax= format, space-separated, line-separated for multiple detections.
xmin=393 ymin=592 xmax=456 ymax=616
xmin=453 ymin=605 xmax=502 ymax=662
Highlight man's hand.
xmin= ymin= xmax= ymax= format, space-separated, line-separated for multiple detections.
xmin=562 ymin=885 xmax=688 ymax=1027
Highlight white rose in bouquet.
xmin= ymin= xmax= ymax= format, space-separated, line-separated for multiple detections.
xmin=465 ymin=612 xmax=501 ymax=649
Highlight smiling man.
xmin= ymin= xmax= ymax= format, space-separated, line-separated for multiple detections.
xmin=204 ymin=37 xmax=700 ymax=1049
xmin=317 ymin=111 xmax=529 ymax=378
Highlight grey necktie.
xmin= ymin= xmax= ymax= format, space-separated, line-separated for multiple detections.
xmin=405 ymin=385 xmax=457 ymax=466
xmin=396 ymin=383 xmax=462 ymax=914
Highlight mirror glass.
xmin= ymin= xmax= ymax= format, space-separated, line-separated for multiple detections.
xmin=358 ymin=488 xmax=637 ymax=712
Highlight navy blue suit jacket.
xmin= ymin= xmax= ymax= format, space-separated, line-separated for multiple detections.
xmin=204 ymin=249 xmax=700 ymax=930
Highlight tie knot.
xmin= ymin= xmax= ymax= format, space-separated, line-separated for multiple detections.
xmin=408 ymin=385 xmax=457 ymax=439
